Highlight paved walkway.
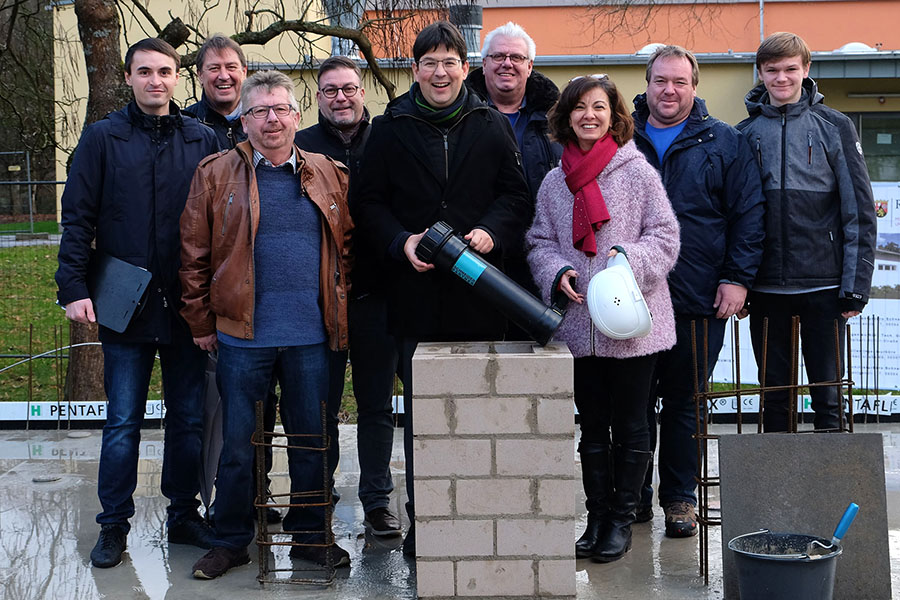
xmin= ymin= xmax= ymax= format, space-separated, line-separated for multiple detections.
xmin=1 ymin=424 xmax=897 ymax=599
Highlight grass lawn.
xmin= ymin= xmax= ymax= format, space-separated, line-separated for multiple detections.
xmin=0 ymin=242 xmax=368 ymax=418
xmin=0 ymin=219 xmax=59 ymax=235
xmin=0 ymin=241 xmax=887 ymax=417
xmin=0 ymin=243 xmax=69 ymax=403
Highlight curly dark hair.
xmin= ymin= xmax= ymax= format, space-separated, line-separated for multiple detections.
xmin=547 ymin=76 xmax=634 ymax=148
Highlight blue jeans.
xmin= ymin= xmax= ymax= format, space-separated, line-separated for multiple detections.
xmin=98 ymin=332 xmax=206 ymax=530
xmin=213 ymin=341 xmax=329 ymax=550
xmin=349 ymin=294 xmax=399 ymax=512
xmin=643 ymin=316 xmax=725 ymax=508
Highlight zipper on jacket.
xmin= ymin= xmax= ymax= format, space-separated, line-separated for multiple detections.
xmin=807 ymin=131 xmax=812 ymax=165
xmin=756 ymin=136 xmax=762 ymax=168
xmin=442 ymin=133 xmax=449 ymax=180
xmin=221 ymin=192 xmax=234 ymax=235
xmin=780 ymin=112 xmax=788 ymax=285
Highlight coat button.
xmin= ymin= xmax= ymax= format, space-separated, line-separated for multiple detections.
xmin=340 ymin=294 xmax=345 ymax=299
xmin=440 ymin=201 xmax=447 ymax=209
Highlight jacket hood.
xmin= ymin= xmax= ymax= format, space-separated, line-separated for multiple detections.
xmin=632 ymin=93 xmax=709 ymax=131
xmin=744 ymin=77 xmax=823 ymax=118
xmin=466 ymin=67 xmax=559 ymax=113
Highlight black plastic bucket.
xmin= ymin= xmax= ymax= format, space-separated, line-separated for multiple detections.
xmin=728 ymin=530 xmax=842 ymax=600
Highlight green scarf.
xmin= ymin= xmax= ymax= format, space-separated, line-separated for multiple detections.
xmin=410 ymin=82 xmax=468 ymax=127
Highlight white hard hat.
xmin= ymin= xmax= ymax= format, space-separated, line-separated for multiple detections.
xmin=586 ymin=252 xmax=652 ymax=340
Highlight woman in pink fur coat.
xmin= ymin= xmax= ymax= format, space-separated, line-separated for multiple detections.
xmin=526 ymin=75 xmax=680 ymax=563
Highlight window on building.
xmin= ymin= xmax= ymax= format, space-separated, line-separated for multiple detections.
xmin=846 ymin=112 xmax=900 ymax=182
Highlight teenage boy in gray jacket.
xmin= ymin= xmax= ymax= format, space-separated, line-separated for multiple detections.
xmin=737 ymin=32 xmax=876 ymax=432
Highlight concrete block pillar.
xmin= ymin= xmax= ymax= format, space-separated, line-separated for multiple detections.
xmin=412 ymin=341 xmax=576 ymax=599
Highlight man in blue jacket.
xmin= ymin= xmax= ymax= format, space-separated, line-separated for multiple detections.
xmin=183 ymin=34 xmax=247 ymax=148
xmin=55 ymin=38 xmax=220 ymax=569
xmin=465 ymin=22 xmax=562 ymax=337
xmin=737 ymin=33 xmax=876 ymax=433
xmin=630 ymin=45 xmax=765 ymax=542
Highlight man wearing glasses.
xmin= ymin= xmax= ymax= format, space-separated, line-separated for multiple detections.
xmin=466 ymin=21 xmax=562 ymax=314
xmin=355 ymin=21 xmax=530 ymax=556
xmin=295 ymin=56 xmax=403 ymax=539
xmin=466 ymin=22 xmax=562 ymax=325
xmin=180 ymin=70 xmax=353 ymax=579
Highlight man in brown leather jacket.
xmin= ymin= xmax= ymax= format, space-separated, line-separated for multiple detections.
xmin=179 ymin=70 xmax=353 ymax=579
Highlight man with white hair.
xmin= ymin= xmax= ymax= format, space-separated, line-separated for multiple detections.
xmin=180 ymin=69 xmax=353 ymax=579
xmin=466 ymin=22 xmax=562 ymax=327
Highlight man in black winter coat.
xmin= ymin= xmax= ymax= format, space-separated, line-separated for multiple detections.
xmin=465 ymin=22 xmax=562 ymax=337
xmin=295 ymin=56 xmax=403 ymax=538
xmin=631 ymin=45 xmax=765 ymax=541
xmin=354 ymin=21 xmax=530 ymax=556
xmin=55 ymin=38 xmax=220 ymax=570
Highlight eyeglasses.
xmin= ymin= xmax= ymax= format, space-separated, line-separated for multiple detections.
xmin=243 ymin=104 xmax=295 ymax=119
xmin=569 ymin=73 xmax=609 ymax=83
xmin=417 ymin=57 xmax=463 ymax=72
xmin=320 ymin=85 xmax=360 ymax=99
xmin=486 ymin=53 xmax=529 ymax=65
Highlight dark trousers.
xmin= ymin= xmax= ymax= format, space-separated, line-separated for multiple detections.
xmin=574 ymin=354 xmax=658 ymax=452
xmin=98 ymin=331 xmax=206 ymax=530
xmin=349 ymin=294 xmax=400 ymax=512
xmin=643 ymin=316 xmax=726 ymax=508
xmin=749 ymin=289 xmax=847 ymax=432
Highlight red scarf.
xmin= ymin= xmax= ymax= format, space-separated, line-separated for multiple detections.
xmin=562 ymin=134 xmax=617 ymax=256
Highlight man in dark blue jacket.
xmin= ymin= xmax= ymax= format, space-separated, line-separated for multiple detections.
xmin=466 ymin=21 xmax=562 ymax=330
xmin=55 ymin=38 xmax=220 ymax=569
xmin=183 ymin=34 xmax=247 ymax=148
xmin=295 ymin=56 xmax=403 ymax=538
xmin=632 ymin=45 xmax=765 ymax=539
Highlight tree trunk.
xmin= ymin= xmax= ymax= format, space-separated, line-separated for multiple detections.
xmin=64 ymin=0 xmax=129 ymax=403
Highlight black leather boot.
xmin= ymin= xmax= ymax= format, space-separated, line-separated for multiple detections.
xmin=593 ymin=446 xmax=652 ymax=563
xmin=575 ymin=443 xmax=611 ymax=558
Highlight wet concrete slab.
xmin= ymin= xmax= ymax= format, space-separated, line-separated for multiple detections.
xmin=0 ymin=423 xmax=898 ymax=599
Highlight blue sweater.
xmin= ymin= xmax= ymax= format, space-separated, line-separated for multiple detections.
xmin=219 ymin=163 xmax=325 ymax=347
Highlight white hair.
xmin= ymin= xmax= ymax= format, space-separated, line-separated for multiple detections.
xmin=481 ymin=22 xmax=536 ymax=60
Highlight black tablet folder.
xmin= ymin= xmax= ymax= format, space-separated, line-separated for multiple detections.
xmin=87 ymin=254 xmax=152 ymax=333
